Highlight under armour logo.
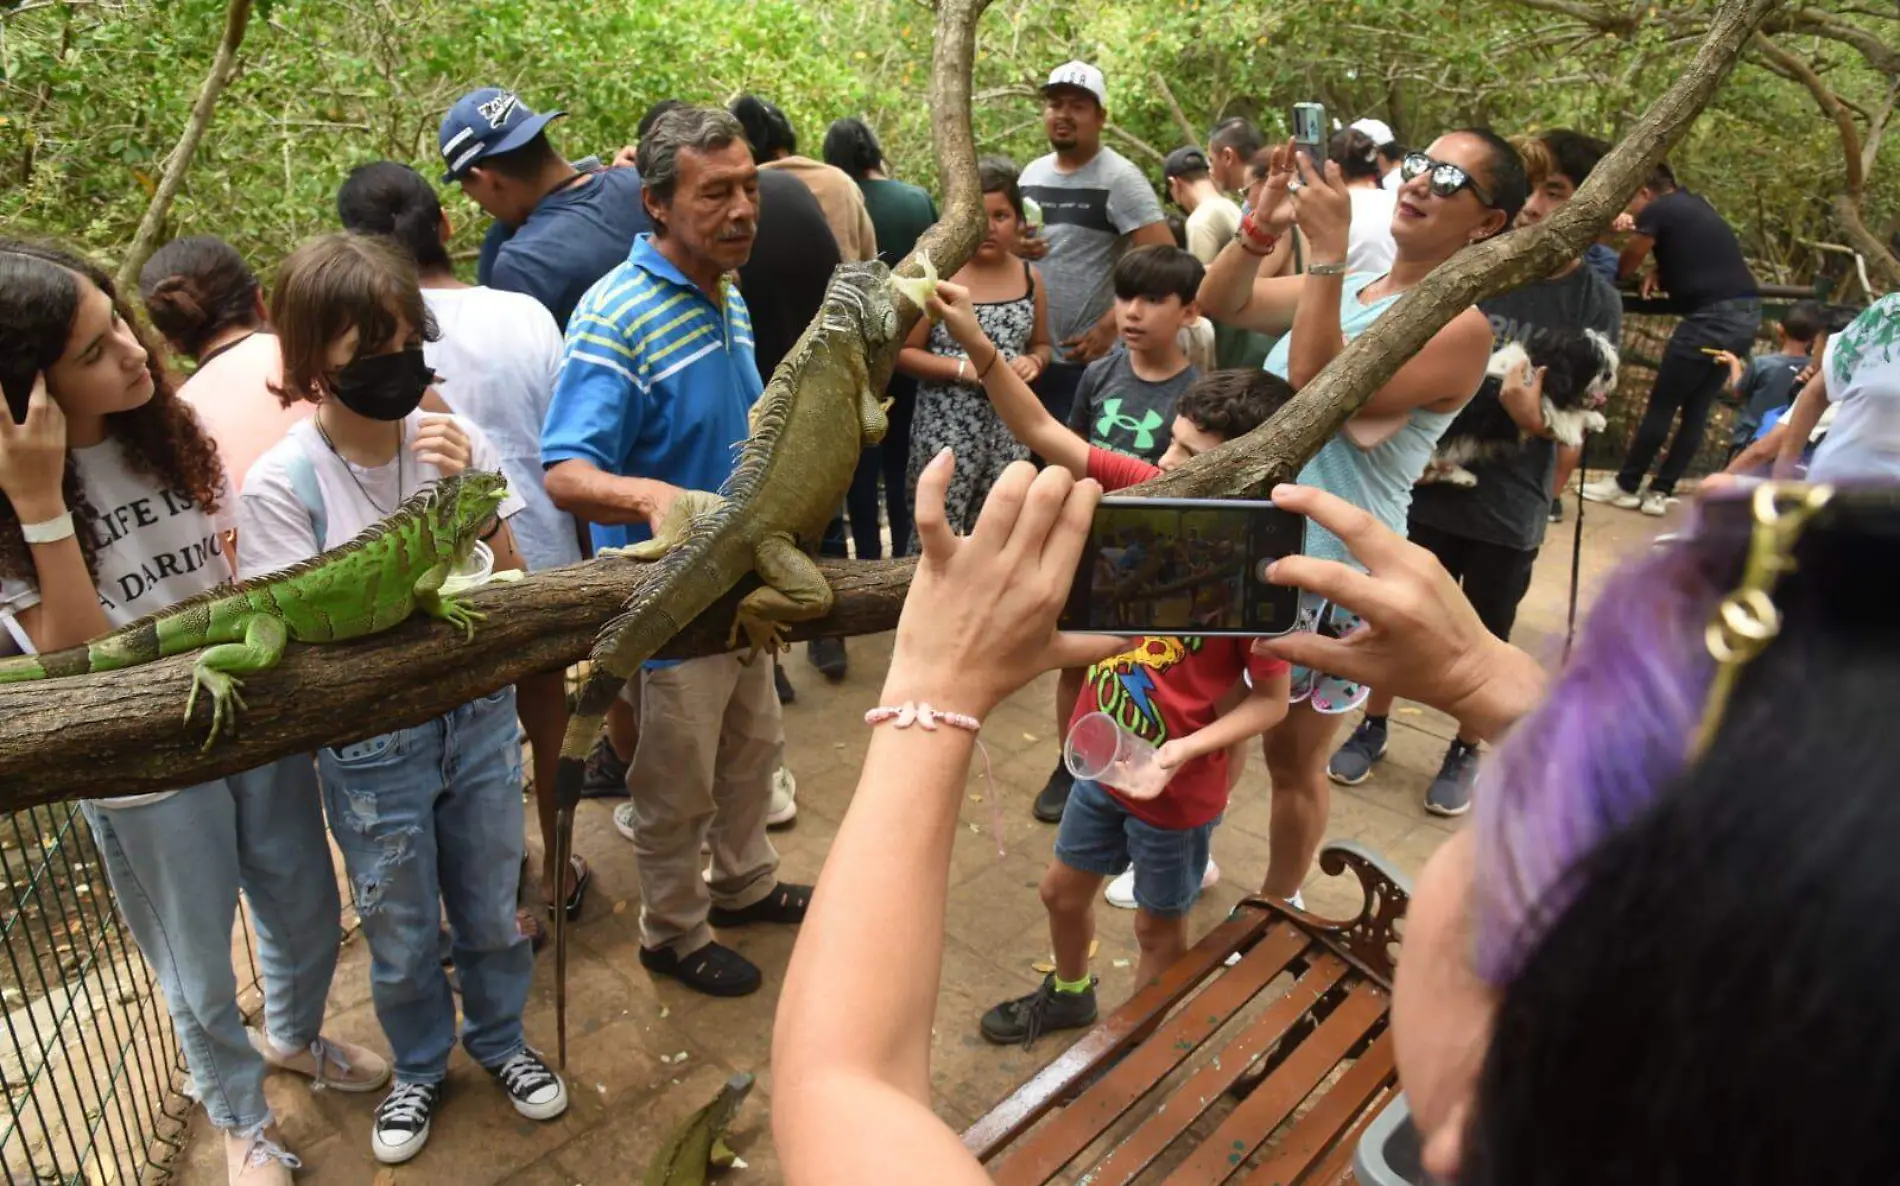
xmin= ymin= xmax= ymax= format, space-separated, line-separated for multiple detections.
xmin=478 ymin=93 xmax=519 ymax=128
xmin=1095 ymin=398 xmax=1165 ymax=452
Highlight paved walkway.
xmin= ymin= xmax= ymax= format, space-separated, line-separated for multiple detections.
xmin=176 ymin=494 xmax=1671 ymax=1184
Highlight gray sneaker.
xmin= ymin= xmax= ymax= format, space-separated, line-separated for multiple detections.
xmin=1425 ymin=739 xmax=1480 ymax=817
xmin=1328 ymin=717 xmax=1388 ymax=786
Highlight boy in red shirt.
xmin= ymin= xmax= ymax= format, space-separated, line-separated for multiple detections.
xmin=927 ymin=282 xmax=1295 ymax=1046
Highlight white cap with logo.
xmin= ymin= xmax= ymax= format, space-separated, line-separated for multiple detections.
xmin=1350 ymin=118 xmax=1396 ymax=148
xmin=1042 ymin=61 xmax=1107 ymax=108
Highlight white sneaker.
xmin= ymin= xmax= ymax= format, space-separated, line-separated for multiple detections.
xmin=226 ymin=1131 xmax=300 ymax=1185
xmin=612 ymin=800 xmax=637 ymax=842
xmin=1580 ymin=475 xmax=1641 ymax=509
xmin=1639 ymin=490 xmax=1670 ymax=516
xmin=248 ymin=1029 xmax=391 ymax=1093
xmin=767 ymin=766 xmax=797 ymax=828
xmin=1102 ymin=858 xmax=1220 ymax=910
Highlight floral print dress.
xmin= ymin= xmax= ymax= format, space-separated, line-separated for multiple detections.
xmin=905 ymin=263 xmax=1037 ymax=546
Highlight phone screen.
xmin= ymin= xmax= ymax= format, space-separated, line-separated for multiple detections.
xmin=1060 ymin=497 xmax=1305 ymax=636
xmin=1291 ymin=102 xmax=1327 ymax=168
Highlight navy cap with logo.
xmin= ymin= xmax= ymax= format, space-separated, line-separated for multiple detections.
xmin=438 ymin=88 xmax=565 ymax=183
xmin=1163 ymin=146 xmax=1211 ymax=180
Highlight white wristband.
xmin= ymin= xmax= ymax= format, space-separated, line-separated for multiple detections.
xmin=20 ymin=511 xmax=74 ymax=545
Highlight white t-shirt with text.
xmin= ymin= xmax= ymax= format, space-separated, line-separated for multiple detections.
xmin=0 ymin=437 xmax=234 ymax=807
xmin=237 ymin=411 xmax=525 ymax=582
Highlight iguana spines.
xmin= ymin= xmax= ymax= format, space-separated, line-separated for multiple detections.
xmin=644 ymin=1072 xmax=754 ymax=1186
xmin=549 ymin=261 xmax=908 ymax=1065
xmin=0 ymin=470 xmax=509 ymax=749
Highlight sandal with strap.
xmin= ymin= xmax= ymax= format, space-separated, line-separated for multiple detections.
xmin=708 ymin=882 xmax=812 ymax=928
xmin=545 ymin=855 xmax=591 ymax=923
xmin=638 ymin=941 xmax=761 ymax=998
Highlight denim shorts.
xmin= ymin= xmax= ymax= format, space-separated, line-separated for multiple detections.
xmin=1054 ymin=779 xmax=1215 ymax=917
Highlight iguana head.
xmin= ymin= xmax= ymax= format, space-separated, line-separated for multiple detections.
xmin=433 ymin=470 xmax=510 ymax=558
xmin=818 ymin=260 xmax=904 ymax=351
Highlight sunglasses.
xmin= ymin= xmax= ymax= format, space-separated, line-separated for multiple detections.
xmin=1400 ymin=152 xmax=1495 ymax=208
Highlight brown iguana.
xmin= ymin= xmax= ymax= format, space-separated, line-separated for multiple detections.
xmin=0 ymin=471 xmax=511 ymax=751
xmin=644 ymin=1072 xmax=755 ymax=1186
xmin=550 ymin=260 xmax=914 ymax=1065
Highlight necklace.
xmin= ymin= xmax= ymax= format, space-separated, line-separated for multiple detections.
xmin=315 ymin=410 xmax=404 ymax=516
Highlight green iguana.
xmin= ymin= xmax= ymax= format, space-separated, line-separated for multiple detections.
xmin=644 ymin=1072 xmax=755 ymax=1186
xmin=0 ymin=470 xmax=511 ymax=751
xmin=550 ymin=260 xmax=912 ymax=1064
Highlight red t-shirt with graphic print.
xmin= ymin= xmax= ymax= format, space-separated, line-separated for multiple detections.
xmin=1077 ymin=447 xmax=1290 ymax=829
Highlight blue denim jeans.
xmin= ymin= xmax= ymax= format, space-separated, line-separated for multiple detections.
xmin=83 ymin=757 xmax=340 ymax=1133
xmin=317 ymin=688 xmax=530 ymax=1084
xmin=1053 ymin=779 xmax=1216 ymax=917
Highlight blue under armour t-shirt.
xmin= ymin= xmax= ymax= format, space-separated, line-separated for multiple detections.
xmin=1064 ymin=346 xmax=1199 ymax=464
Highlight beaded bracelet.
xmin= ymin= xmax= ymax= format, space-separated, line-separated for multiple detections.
xmin=865 ymin=701 xmax=1004 ymax=855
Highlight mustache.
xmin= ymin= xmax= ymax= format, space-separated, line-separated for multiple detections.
xmin=717 ymin=224 xmax=757 ymax=243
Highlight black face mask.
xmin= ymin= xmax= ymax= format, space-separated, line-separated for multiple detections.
xmin=330 ymin=348 xmax=435 ymax=421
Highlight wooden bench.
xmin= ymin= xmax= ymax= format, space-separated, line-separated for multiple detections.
xmin=962 ymin=842 xmax=1411 ymax=1185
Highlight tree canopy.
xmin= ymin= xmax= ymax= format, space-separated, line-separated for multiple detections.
xmin=2 ymin=0 xmax=1893 ymax=295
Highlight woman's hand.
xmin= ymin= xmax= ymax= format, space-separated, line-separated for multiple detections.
xmin=1289 ymin=149 xmax=1352 ymax=265
xmin=412 ymin=414 xmax=473 ymax=476
xmin=0 ymin=375 xmax=70 ymax=523
xmin=1008 ymin=354 xmax=1044 ymax=384
xmin=1251 ymin=139 xmax=1300 ymax=238
xmin=1254 ymin=484 xmax=1543 ymax=740
xmin=884 ymin=451 xmax=1125 ymax=719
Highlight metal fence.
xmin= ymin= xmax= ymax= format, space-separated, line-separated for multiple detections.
xmin=0 ymin=801 xmax=261 ymax=1185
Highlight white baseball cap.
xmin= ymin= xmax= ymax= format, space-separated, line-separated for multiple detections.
xmin=1042 ymin=61 xmax=1107 ymax=108
xmin=1350 ymin=118 xmax=1396 ymax=147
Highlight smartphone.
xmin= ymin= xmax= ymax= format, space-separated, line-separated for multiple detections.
xmin=2 ymin=374 xmax=32 ymax=426
xmin=1291 ymin=101 xmax=1327 ymax=176
xmin=1061 ymin=497 xmax=1305 ymax=636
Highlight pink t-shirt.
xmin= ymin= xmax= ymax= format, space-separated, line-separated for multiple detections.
xmin=178 ymin=332 xmax=310 ymax=493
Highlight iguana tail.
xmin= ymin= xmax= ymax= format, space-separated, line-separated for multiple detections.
xmin=0 ymin=621 xmax=170 ymax=683
xmin=551 ymin=523 xmax=746 ymax=1067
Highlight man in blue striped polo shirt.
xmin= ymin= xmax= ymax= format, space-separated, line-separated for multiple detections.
xmin=543 ymin=106 xmax=811 ymax=999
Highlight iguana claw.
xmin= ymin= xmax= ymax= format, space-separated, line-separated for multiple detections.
xmin=187 ymin=670 xmax=247 ymax=752
xmin=437 ymin=596 xmax=486 ymax=642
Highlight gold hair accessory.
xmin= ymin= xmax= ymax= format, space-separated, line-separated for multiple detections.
xmin=1690 ymin=481 xmax=1833 ymax=759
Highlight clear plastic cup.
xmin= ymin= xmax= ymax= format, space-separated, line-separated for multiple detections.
xmin=439 ymin=540 xmax=495 ymax=596
xmin=1064 ymin=711 xmax=1174 ymax=799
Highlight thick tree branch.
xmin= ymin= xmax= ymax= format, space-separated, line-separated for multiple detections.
xmin=113 ymin=0 xmax=252 ymax=294
xmin=1152 ymin=72 xmax=1201 ymax=149
xmin=0 ymin=0 xmax=1777 ymax=805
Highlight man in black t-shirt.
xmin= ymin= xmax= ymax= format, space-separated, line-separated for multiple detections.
xmin=1328 ymin=129 xmax=1622 ymax=817
xmin=1582 ymin=162 xmax=1761 ymax=514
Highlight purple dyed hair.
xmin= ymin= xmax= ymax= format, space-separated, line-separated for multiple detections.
xmin=1471 ymin=507 xmax=1743 ymax=985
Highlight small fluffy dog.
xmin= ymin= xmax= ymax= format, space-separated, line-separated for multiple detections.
xmin=1422 ymin=326 xmax=1619 ymax=487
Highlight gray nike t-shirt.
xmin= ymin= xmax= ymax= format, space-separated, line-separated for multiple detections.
xmin=1020 ymin=148 xmax=1165 ymax=361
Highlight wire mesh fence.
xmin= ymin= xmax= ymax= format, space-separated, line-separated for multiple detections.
xmin=0 ymin=801 xmax=259 ymax=1186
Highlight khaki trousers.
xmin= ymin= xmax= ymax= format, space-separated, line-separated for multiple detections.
xmin=624 ymin=653 xmax=782 ymax=955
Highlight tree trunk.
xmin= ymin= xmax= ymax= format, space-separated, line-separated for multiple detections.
xmin=0 ymin=0 xmax=1775 ymax=807
xmin=113 ymin=0 xmax=254 ymax=296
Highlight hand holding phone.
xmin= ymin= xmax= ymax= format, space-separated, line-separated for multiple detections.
xmin=0 ymin=373 xmax=71 ymax=522
xmin=1290 ymin=102 xmax=1327 ymax=178
xmin=1060 ymin=496 xmax=1306 ymax=636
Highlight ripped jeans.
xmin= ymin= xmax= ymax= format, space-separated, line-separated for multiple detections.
xmin=317 ymin=687 xmax=531 ymax=1085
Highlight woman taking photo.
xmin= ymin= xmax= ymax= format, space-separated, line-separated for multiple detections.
xmin=1196 ymin=128 xmax=1526 ymax=903
xmin=0 ymin=240 xmax=385 ymax=1186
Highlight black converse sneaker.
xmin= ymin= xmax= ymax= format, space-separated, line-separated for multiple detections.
xmin=371 ymin=1081 xmax=441 ymax=1165
xmin=491 ymin=1048 xmax=568 ymax=1121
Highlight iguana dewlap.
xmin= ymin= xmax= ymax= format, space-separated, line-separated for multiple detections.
xmin=548 ymin=259 xmax=913 ymax=1064
xmin=0 ymin=471 xmax=510 ymax=751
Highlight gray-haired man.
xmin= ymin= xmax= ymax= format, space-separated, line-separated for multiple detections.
xmin=542 ymin=106 xmax=810 ymax=998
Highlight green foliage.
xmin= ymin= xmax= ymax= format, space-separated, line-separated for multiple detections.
xmin=0 ymin=0 xmax=1892 ymax=291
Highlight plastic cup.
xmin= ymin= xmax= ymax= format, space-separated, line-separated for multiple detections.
xmin=1063 ymin=711 xmax=1174 ymax=799
xmin=439 ymin=540 xmax=495 ymax=596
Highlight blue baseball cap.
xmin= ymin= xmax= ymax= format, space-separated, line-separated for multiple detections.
xmin=438 ymin=88 xmax=565 ymax=182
